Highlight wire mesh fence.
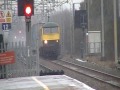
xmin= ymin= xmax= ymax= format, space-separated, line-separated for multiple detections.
xmin=0 ymin=41 xmax=39 ymax=79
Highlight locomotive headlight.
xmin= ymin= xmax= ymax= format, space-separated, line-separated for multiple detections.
xmin=56 ymin=40 xmax=59 ymax=42
xmin=44 ymin=40 xmax=48 ymax=44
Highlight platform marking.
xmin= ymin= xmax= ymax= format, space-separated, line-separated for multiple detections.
xmin=32 ymin=77 xmax=49 ymax=90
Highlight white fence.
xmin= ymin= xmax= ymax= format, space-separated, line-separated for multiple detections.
xmin=0 ymin=41 xmax=39 ymax=78
xmin=88 ymin=42 xmax=101 ymax=54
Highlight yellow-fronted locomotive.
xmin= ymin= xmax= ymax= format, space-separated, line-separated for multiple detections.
xmin=39 ymin=22 xmax=60 ymax=59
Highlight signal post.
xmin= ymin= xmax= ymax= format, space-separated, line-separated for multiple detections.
xmin=25 ymin=16 xmax=31 ymax=46
xmin=17 ymin=0 xmax=34 ymax=46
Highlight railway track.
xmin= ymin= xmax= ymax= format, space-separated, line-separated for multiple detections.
xmin=52 ymin=59 xmax=120 ymax=88
xmin=39 ymin=57 xmax=65 ymax=76
xmin=15 ymin=56 xmax=52 ymax=76
xmin=39 ymin=64 xmax=52 ymax=71
xmin=18 ymin=55 xmax=51 ymax=71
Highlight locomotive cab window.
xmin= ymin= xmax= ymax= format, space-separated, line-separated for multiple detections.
xmin=43 ymin=27 xmax=58 ymax=34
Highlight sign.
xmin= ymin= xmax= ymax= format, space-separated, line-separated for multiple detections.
xmin=0 ymin=11 xmax=5 ymax=23
xmin=0 ymin=10 xmax=12 ymax=23
xmin=2 ymin=23 xmax=11 ymax=30
xmin=6 ymin=10 xmax=12 ymax=23
xmin=74 ymin=10 xmax=88 ymax=29
xmin=0 ymin=51 xmax=15 ymax=65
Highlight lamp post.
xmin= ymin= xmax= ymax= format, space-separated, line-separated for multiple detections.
xmin=113 ymin=0 xmax=118 ymax=64
xmin=101 ymin=0 xmax=105 ymax=60
xmin=70 ymin=3 xmax=76 ymax=58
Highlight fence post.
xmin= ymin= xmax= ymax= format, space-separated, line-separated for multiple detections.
xmin=36 ymin=39 xmax=39 ymax=75
xmin=0 ymin=43 xmax=6 ymax=79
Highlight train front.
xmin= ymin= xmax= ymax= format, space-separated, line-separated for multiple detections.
xmin=40 ymin=22 xmax=60 ymax=59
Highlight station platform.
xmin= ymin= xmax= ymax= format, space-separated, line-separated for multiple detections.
xmin=0 ymin=75 xmax=95 ymax=90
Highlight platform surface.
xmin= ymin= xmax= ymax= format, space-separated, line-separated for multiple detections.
xmin=0 ymin=75 xmax=95 ymax=90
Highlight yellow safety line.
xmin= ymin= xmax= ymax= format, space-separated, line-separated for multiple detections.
xmin=32 ymin=77 xmax=50 ymax=90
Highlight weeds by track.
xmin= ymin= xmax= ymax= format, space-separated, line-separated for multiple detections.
xmin=52 ymin=59 xmax=120 ymax=88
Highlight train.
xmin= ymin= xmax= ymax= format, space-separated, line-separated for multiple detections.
xmin=39 ymin=22 xmax=61 ymax=59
